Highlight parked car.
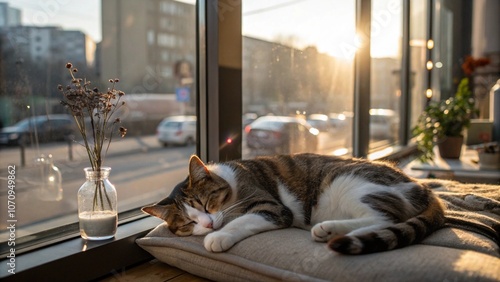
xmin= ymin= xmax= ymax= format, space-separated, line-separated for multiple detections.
xmin=369 ymin=108 xmax=398 ymax=141
xmin=0 ymin=114 xmax=76 ymax=146
xmin=307 ymin=114 xmax=331 ymax=132
xmin=329 ymin=112 xmax=350 ymax=130
xmin=246 ymin=116 xmax=319 ymax=155
xmin=157 ymin=115 xmax=197 ymax=146
xmin=242 ymin=113 xmax=258 ymax=127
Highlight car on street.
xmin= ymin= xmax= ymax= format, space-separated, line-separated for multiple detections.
xmin=369 ymin=108 xmax=398 ymax=141
xmin=245 ymin=115 xmax=319 ymax=156
xmin=242 ymin=112 xmax=258 ymax=127
xmin=307 ymin=114 xmax=332 ymax=133
xmin=157 ymin=115 xmax=197 ymax=146
xmin=0 ymin=114 xmax=76 ymax=146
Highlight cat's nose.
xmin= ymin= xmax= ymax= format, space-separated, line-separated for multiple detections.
xmin=206 ymin=222 xmax=213 ymax=229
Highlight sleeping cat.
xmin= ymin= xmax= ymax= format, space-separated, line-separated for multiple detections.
xmin=142 ymin=153 xmax=445 ymax=255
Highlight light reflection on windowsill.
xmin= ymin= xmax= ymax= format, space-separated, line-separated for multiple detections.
xmin=368 ymin=147 xmax=395 ymax=160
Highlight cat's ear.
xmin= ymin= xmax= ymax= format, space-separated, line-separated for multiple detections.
xmin=142 ymin=204 xmax=170 ymax=221
xmin=189 ymin=155 xmax=211 ymax=180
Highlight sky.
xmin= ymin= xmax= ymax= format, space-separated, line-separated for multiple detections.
xmin=4 ymin=0 xmax=402 ymax=58
xmin=242 ymin=0 xmax=402 ymax=58
xmin=4 ymin=0 xmax=102 ymax=41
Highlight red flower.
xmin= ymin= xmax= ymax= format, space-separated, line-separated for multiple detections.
xmin=461 ymin=55 xmax=490 ymax=76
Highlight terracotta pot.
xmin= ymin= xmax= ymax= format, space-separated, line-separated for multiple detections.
xmin=437 ymin=136 xmax=464 ymax=159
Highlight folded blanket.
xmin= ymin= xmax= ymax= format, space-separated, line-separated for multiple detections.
xmin=421 ymin=179 xmax=500 ymax=256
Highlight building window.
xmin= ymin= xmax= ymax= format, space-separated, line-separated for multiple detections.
xmin=159 ymin=2 xmax=169 ymax=14
xmin=161 ymin=50 xmax=170 ymax=61
xmin=161 ymin=65 xmax=173 ymax=77
xmin=158 ymin=33 xmax=176 ymax=48
xmin=147 ymin=30 xmax=155 ymax=45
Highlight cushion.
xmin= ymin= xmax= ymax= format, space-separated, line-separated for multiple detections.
xmin=137 ymin=225 xmax=500 ymax=281
xmin=136 ymin=180 xmax=500 ymax=281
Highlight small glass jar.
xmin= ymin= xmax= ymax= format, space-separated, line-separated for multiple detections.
xmin=78 ymin=167 xmax=117 ymax=240
xmin=35 ymin=154 xmax=63 ymax=201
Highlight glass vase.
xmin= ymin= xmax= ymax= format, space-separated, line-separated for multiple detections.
xmin=35 ymin=154 xmax=63 ymax=201
xmin=78 ymin=167 xmax=117 ymax=240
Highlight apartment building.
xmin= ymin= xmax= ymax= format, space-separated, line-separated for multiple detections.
xmin=101 ymin=0 xmax=196 ymax=94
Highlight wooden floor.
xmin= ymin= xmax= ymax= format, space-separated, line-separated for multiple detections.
xmin=99 ymin=259 xmax=212 ymax=282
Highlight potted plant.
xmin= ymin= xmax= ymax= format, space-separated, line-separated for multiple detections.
xmin=412 ymin=56 xmax=490 ymax=162
xmin=59 ymin=62 xmax=128 ymax=240
xmin=412 ymin=77 xmax=477 ymax=161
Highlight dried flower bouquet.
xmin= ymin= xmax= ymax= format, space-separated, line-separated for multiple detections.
xmin=58 ymin=62 xmax=127 ymax=210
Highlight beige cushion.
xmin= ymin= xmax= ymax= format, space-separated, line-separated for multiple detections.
xmin=137 ymin=224 xmax=500 ymax=281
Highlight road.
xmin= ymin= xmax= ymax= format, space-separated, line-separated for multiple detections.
xmin=0 ymin=131 xmax=351 ymax=241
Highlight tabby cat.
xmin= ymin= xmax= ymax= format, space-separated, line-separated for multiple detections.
xmin=142 ymin=153 xmax=445 ymax=254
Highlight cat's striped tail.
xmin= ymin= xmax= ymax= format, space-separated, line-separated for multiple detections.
xmin=328 ymin=195 xmax=446 ymax=255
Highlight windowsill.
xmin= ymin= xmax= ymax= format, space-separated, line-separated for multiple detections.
xmin=368 ymin=143 xmax=418 ymax=161
xmin=407 ymin=147 xmax=500 ymax=184
xmin=0 ymin=216 xmax=163 ymax=281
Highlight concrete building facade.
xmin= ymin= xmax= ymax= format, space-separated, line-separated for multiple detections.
xmin=101 ymin=0 xmax=196 ymax=94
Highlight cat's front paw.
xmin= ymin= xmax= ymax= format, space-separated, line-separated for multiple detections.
xmin=311 ymin=222 xmax=335 ymax=242
xmin=204 ymin=231 xmax=237 ymax=252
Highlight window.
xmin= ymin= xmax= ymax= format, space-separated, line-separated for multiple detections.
xmin=147 ymin=30 xmax=155 ymax=45
xmin=430 ymin=0 xmax=454 ymax=101
xmin=369 ymin=0 xmax=403 ymax=150
xmin=161 ymin=50 xmax=170 ymax=61
xmin=1 ymin=1 xmax=496 ymax=278
xmin=161 ymin=65 xmax=173 ymax=77
xmin=0 ymin=0 xmax=196 ymax=253
xmin=409 ymin=0 xmax=429 ymax=131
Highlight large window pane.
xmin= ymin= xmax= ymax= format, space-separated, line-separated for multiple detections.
xmin=430 ymin=0 xmax=454 ymax=101
xmin=242 ymin=0 xmax=355 ymax=158
xmin=0 ymin=0 xmax=196 ymax=248
xmin=369 ymin=0 xmax=403 ymax=150
xmin=409 ymin=0 xmax=429 ymax=131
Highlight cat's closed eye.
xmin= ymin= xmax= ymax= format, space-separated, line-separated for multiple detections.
xmin=183 ymin=220 xmax=197 ymax=226
xmin=174 ymin=224 xmax=195 ymax=236
xmin=221 ymin=192 xmax=230 ymax=203
xmin=192 ymin=195 xmax=203 ymax=206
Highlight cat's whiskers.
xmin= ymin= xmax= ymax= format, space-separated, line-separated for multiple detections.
xmin=214 ymin=192 xmax=257 ymax=225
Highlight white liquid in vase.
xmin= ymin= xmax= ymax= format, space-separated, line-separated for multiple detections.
xmin=79 ymin=211 xmax=117 ymax=240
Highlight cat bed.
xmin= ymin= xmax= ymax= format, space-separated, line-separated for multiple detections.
xmin=136 ymin=180 xmax=500 ymax=281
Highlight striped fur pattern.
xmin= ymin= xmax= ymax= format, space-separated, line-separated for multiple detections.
xmin=142 ymin=153 xmax=445 ymax=254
